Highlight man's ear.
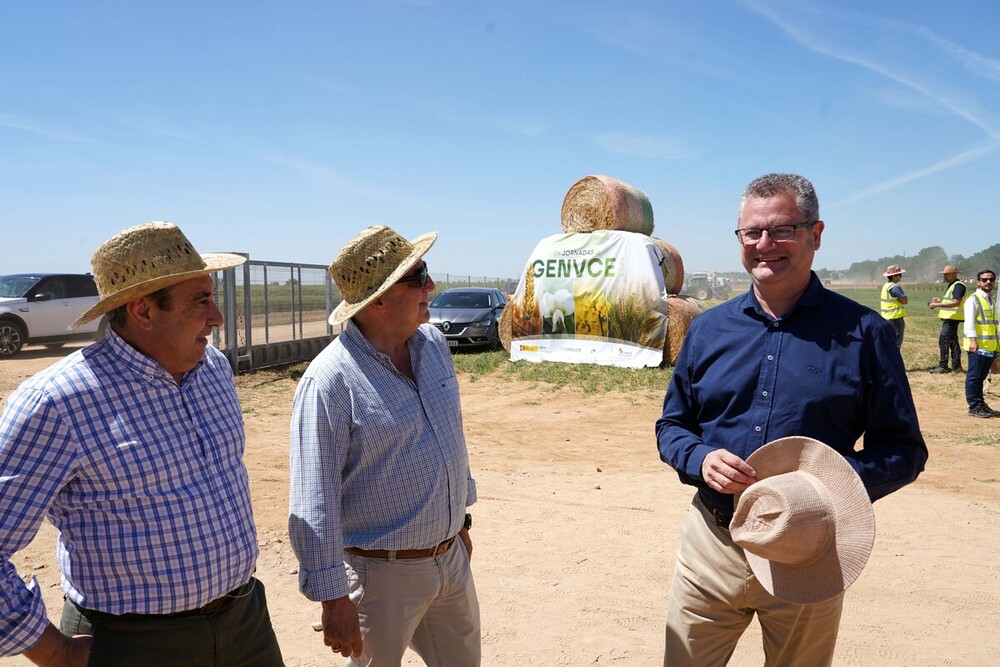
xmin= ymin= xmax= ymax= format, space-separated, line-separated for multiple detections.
xmin=124 ymin=296 xmax=156 ymax=331
xmin=811 ymin=220 xmax=825 ymax=251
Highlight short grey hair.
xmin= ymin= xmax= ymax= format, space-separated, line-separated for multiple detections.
xmin=739 ymin=173 xmax=819 ymax=223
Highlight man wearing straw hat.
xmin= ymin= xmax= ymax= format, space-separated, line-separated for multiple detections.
xmin=289 ymin=226 xmax=480 ymax=666
xmin=928 ymin=265 xmax=966 ymax=373
xmin=0 ymin=222 xmax=284 ymax=666
xmin=655 ymin=173 xmax=927 ymax=666
xmin=879 ymin=264 xmax=908 ymax=348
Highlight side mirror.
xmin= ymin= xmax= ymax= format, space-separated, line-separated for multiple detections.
xmin=31 ymin=292 xmax=53 ymax=302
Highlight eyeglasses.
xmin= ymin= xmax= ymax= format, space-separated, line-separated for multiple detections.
xmin=735 ymin=221 xmax=817 ymax=245
xmin=396 ymin=262 xmax=429 ymax=289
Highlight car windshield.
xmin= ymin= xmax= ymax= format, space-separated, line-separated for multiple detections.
xmin=431 ymin=291 xmax=491 ymax=308
xmin=0 ymin=275 xmax=42 ymax=298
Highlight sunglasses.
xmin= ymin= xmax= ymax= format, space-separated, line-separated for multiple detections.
xmin=396 ymin=262 xmax=429 ymax=289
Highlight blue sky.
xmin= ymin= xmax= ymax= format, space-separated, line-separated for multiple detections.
xmin=2 ymin=1 xmax=998 ymax=278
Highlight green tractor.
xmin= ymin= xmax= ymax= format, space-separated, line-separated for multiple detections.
xmin=686 ymin=272 xmax=731 ymax=301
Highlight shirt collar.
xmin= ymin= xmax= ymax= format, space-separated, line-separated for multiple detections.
xmin=741 ymin=271 xmax=824 ymax=321
xmin=341 ymin=319 xmax=426 ymax=361
xmin=103 ymin=327 xmax=203 ymax=384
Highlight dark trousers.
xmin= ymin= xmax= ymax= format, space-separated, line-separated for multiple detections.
xmin=938 ymin=320 xmax=963 ymax=369
xmin=887 ymin=318 xmax=905 ymax=348
xmin=60 ymin=578 xmax=284 ymax=667
xmin=966 ymin=351 xmax=994 ymax=410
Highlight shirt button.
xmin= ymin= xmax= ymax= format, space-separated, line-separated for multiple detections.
xmin=772 ymin=322 xmax=779 ymax=328
xmin=755 ymin=426 xmax=761 ymax=432
xmin=767 ymin=355 xmax=774 ymax=361
xmin=762 ymin=391 xmax=768 ymax=396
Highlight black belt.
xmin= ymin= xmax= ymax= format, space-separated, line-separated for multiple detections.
xmin=166 ymin=579 xmax=255 ymax=617
xmin=74 ymin=579 xmax=256 ymax=620
xmin=709 ymin=507 xmax=732 ymax=532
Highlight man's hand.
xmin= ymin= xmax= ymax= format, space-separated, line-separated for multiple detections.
xmin=320 ymin=596 xmax=363 ymax=659
xmin=928 ymin=297 xmax=941 ymax=310
xmin=701 ymin=449 xmax=756 ymax=494
xmin=23 ymin=624 xmax=91 ymax=667
xmin=458 ymin=526 xmax=473 ymax=559
xmin=969 ymin=338 xmax=979 ymax=353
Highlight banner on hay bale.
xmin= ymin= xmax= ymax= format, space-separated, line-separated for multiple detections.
xmin=509 ymin=231 xmax=669 ymax=368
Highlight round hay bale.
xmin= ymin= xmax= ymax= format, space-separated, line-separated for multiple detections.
xmin=663 ymin=295 xmax=702 ymax=367
xmin=498 ymin=301 xmax=513 ymax=353
xmin=650 ymin=238 xmax=684 ymax=294
xmin=560 ymin=174 xmax=655 ymax=235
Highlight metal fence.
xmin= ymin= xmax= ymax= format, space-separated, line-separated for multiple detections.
xmin=211 ymin=255 xmax=517 ymax=373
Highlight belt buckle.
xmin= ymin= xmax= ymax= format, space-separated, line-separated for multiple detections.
xmin=711 ymin=508 xmax=731 ymax=531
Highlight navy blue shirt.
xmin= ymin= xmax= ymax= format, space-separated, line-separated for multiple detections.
xmin=656 ymin=273 xmax=927 ymax=522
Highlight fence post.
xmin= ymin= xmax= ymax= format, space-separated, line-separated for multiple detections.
xmin=242 ymin=258 xmax=253 ymax=372
xmin=223 ymin=265 xmax=239 ymax=372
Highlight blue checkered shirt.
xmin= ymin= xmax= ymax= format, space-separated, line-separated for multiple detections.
xmin=0 ymin=330 xmax=258 ymax=656
xmin=289 ymin=321 xmax=477 ymax=602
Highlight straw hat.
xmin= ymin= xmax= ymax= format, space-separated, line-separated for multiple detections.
xmin=729 ymin=436 xmax=875 ymax=605
xmin=327 ymin=226 xmax=437 ymax=326
xmin=940 ymin=265 xmax=959 ymax=275
xmin=883 ymin=265 xmax=905 ymax=277
xmin=70 ymin=222 xmax=246 ymax=328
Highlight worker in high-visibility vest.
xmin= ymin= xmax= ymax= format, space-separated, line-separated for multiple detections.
xmin=879 ymin=264 xmax=908 ymax=348
xmin=928 ymin=265 xmax=966 ymax=373
xmin=963 ymin=269 xmax=999 ymax=418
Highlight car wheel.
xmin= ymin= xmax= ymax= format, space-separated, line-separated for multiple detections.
xmin=0 ymin=321 xmax=26 ymax=358
xmin=694 ymin=287 xmax=710 ymax=300
xmin=487 ymin=323 xmax=501 ymax=351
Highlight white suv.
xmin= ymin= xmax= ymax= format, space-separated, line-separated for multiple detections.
xmin=0 ymin=273 xmax=107 ymax=358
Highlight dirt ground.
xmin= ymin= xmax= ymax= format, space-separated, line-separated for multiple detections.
xmin=2 ymin=343 xmax=999 ymax=666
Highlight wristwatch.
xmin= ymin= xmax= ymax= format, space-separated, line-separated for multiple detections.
xmin=463 ymin=513 xmax=473 ymax=531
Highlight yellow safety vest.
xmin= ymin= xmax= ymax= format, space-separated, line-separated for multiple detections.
xmin=962 ymin=292 xmax=999 ymax=353
xmin=937 ymin=281 xmax=964 ymax=321
xmin=880 ymin=281 xmax=906 ymax=320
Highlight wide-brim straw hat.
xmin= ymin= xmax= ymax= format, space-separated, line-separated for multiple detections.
xmin=940 ymin=265 xmax=960 ymax=275
xmin=70 ymin=221 xmax=246 ymax=329
xmin=730 ymin=436 xmax=875 ymax=605
xmin=883 ymin=265 xmax=905 ymax=277
xmin=328 ymin=226 xmax=437 ymax=326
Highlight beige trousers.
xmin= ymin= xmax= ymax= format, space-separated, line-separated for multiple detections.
xmin=664 ymin=495 xmax=844 ymax=667
xmin=343 ymin=537 xmax=480 ymax=667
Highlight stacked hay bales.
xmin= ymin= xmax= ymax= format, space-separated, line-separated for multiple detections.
xmin=663 ymin=296 xmax=704 ymax=367
xmin=505 ymin=174 xmax=702 ymax=364
xmin=649 ymin=238 xmax=684 ymax=295
xmin=560 ymin=175 xmax=655 ymax=235
xmin=560 ymin=175 xmax=698 ymax=364
xmin=498 ymin=302 xmax=513 ymax=352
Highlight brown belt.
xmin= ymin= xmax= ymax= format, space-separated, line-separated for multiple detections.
xmin=345 ymin=536 xmax=456 ymax=560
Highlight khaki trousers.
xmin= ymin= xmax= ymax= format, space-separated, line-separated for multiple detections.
xmin=664 ymin=495 xmax=843 ymax=667
xmin=344 ymin=537 xmax=480 ymax=667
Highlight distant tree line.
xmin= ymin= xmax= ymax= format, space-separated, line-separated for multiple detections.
xmin=815 ymin=243 xmax=1000 ymax=284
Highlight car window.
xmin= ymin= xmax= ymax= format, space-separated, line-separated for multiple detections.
xmin=66 ymin=275 xmax=99 ymax=298
xmin=34 ymin=277 xmax=68 ymax=299
xmin=0 ymin=275 xmax=42 ymax=298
